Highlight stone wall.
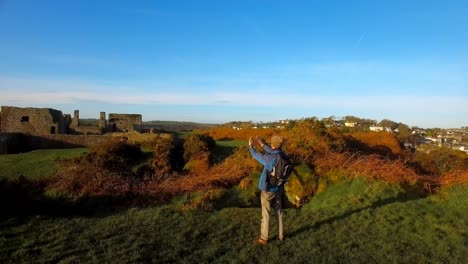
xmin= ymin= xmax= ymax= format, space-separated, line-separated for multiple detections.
xmin=69 ymin=124 xmax=102 ymax=135
xmin=0 ymin=133 xmax=112 ymax=154
xmin=0 ymin=106 xmax=67 ymax=135
xmin=108 ymin=113 xmax=142 ymax=132
xmin=68 ymin=110 xmax=103 ymax=135
xmin=42 ymin=134 xmax=110 ymax=148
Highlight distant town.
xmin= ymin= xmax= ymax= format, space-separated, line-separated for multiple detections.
xmin=227 ymin=117 xmax=468 ymax=155
xmin=1 ymin=105 xmax=467 ymax=155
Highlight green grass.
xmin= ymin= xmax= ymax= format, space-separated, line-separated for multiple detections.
xmin=173 ymin=130 xmax=194 ymax=139
xmin=213 ymin=139 xmax=247 ymax=164
xmin=216 ymin=139 xmax=246 ymax=148
xmin=1 ymin=180 xmax=466 ymax=263
xmin=0 ymin=148 xmax=87 ymax=180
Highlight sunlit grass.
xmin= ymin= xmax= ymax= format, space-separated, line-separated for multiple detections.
xmin=0 ymin=148 xmax=87 ymax=180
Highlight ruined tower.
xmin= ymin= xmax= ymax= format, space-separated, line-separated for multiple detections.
xmin=72 ymin=110 xmax=80 ymax=127
xmin=99 ymin=112 xmax=106 ymax=129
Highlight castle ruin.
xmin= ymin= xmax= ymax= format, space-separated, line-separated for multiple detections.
xmin=108 ymin=113 xmax=142 ymax=132
xmin=69 ymin=110 xmax=106 ymax=135
xmin=0 ymin=106 xmax=145 ymax=154
xmin=0 ymin=106 xmax=68 ymax=135
xmin=0 ymin=106 xmax=143 ymax=135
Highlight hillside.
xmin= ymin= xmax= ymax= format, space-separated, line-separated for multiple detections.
xmin=143 ymin=121 xmax=219 ymax=131
xmin=0 ymin=148 xmax=87 ymax=180
xmin=0 ymin=121 xmax=467 ymax=263
xmin=0 ymin=180 xmax=466 ymax=263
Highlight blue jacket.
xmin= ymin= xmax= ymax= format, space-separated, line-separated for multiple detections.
xmin=249 ymin=144 xmax=284 ymax=192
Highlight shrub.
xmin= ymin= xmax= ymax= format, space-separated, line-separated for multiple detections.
xmin=313 ymin=152 xmax=421 ymax=185
xmin=47 ymin=163 xmax=133 ymax=200
xmin=343 ymin=131 xmax=402 ymax=158
xmin=47 ymin=140 xmax=144 ymax=200
xmin=150 ymin=135 xmax=184 ymax=178
xmin=87 ymin=139 xmax=145 ymax=172
xmin=284 ymin=119 xmax=332 ymax=162
xmin=411 ymin=147 xmax=468 ymax=175
xmin=201 ymin=127 xmax=283 ymax=142
xmin=183 ymin=134 xmax=216 ymax=161
xmin=182 ymin=134 xmax=216 ymax=174
xmin=183 ymin=158 xmax=210 ymax=175
xmin=36 ymin=123 xmax=468 ymax=210
xmin=438 ymin=170 xmax=468 ymax=188
xmin=143 ymin=146 xmax=258 ymax=201
xmin=109 ymin=132 xmax=173 ymax=150
xmin=284 ymin=163 xmax=317 ymax=207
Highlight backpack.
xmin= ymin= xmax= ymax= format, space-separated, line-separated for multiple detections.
xmin=267 ymin=152 xmax=293 ymax=186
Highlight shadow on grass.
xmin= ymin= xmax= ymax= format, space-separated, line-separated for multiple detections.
xmin=343 ymin=135 xmax=399 ymax=159
xmin=0 ymin=133 xmax=86 ymax=154
xmin=0 ymin=176 xmax=161 ymax=219
xmin=288 ymin=184 xmax=427 ymax=239
xmin=212 ymin=145 xmax=237 ymax=164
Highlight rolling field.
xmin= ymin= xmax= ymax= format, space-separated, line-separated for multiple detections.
xmin=0 ymin=144 xmax=467 ymax=263
xmin=0 ymin=179 xmax=467 ymax=263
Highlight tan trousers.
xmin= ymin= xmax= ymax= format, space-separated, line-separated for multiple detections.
xmin=260 ymin=190 xmax=283 ymax=240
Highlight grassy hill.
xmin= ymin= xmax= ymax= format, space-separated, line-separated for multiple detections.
xmin=0 ymin=179 xmax=466 ymax=263
xmin=0 ymin=148 xmax=87 ymax=180
xmin=0 ymin=135 xmax=466 ymax=263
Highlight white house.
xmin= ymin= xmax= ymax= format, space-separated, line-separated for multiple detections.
xmin=370 ymin=126 xmax=384 ymax=132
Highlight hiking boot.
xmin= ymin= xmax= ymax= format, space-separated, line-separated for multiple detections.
xmin=254 ymin=238 xmax=268 ymax=245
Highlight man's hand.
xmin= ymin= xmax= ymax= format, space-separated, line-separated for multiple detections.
xmin=249 ymin=136 xmax=254 ymax=147
xmin=256 ymin=136 xmax=265 ymax=147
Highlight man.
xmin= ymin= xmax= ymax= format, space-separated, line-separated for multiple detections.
xmin=249 ymin=135 xmax=285 ymax=245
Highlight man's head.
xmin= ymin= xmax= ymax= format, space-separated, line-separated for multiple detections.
xmin=271 ymin=135 xmax=283 ymax=149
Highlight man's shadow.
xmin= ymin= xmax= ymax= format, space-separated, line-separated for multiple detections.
xmin=287 ymin=185 xmax=426 ymax=239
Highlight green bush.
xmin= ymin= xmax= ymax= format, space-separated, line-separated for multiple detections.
xmin=284 ymin=163 xmax=317 ymax=207
xmin=214 ymin=171 xmax=261 ymax=209
xmin=87 ymin=140 xmax=145 ymax=173
xmin=183 ymin=134 xmax=216 ymax=161
xmin=182 ymin=134 xmax=216 ymax=173
xmin=411 ymin=147 xmax=468 ymax=175
xmin=151 ymin=135 xmax=184 ymax=177
xmin=302 ymin=177 xmax=403 ymax=215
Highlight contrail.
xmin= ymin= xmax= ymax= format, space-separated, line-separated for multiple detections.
xmin=356 ymin=32 xmax=366 ymax=46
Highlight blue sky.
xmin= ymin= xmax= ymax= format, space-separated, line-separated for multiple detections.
xmin=0 ymin=0 xmax=467 ymax=128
